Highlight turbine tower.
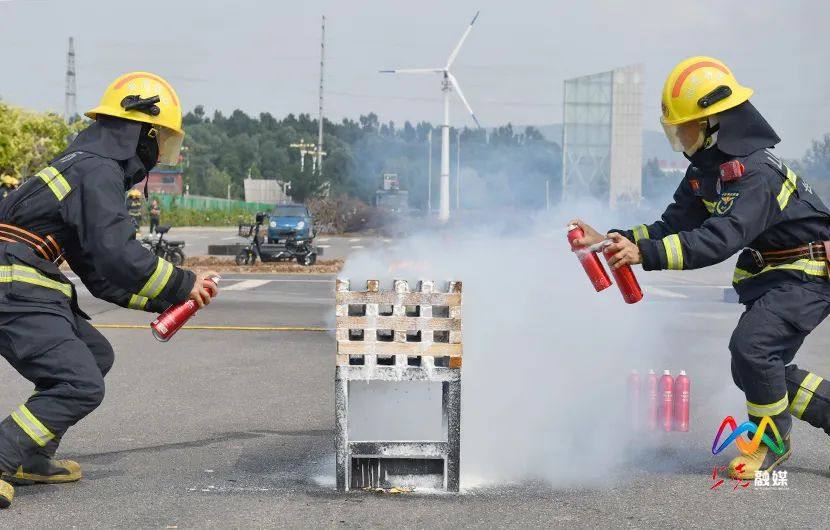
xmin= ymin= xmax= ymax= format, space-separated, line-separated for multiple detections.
xmin=381 ymin=11 xmax=481 ymax=222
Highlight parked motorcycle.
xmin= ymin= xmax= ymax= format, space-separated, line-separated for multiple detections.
xmin=141 ymin=225 xmax=186 ymax=266
xmin=236 ymin=212 xmax=317 ymax=266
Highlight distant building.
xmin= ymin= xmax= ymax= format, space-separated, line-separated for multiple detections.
xmin=146 ymin=168 xmax=183 ymax=195
xmin=244 ymin=178 xmax=290 ymax=205
xmin=375 ymin=173 xmax=408 ymax=212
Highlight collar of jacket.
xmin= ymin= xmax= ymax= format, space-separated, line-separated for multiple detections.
xmin=715 ymin=100 xmax=780 ymax=157
xmin=62 ymin=116 xmax=144 ymax=161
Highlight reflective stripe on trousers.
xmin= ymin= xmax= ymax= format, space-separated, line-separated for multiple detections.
xmin=790 ymin=372 xmax=824 ymax=419
xmin=747 ymin=394 xmax=789 ymax=418
xmin=10 ymin=404 xmax=55 ymax=447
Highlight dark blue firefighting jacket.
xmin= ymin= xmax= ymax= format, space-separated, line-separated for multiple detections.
xmin=620 ymin=150 xmax=830 ymax=302
xmin=617 ymin=103 xmax=830 ymax=303
xmin=0 ymin=119 xmax=194 ymax=318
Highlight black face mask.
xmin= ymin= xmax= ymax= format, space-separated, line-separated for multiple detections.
xmin=136 ymin=124 xmax=160 ymax=173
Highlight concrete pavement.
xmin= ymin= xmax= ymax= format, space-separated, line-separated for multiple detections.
xmin=0 ymin=271 xmax=828 ymax=527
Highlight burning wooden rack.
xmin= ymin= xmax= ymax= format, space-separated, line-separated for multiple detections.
xmin=334 ymin=278 xmax=463 ymax=492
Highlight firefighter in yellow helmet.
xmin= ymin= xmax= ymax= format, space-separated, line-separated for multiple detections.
xmin=126 ymin=188 xmax=144 ymax=235
xmin=0 ymin=175 xmax=20 ymax=201
xmin=573 ymin=56 xmax=830 ymax=480
xmin=0 ymin=72 xmax=219 ymax=507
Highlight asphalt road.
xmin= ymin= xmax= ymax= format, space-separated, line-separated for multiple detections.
xmin=0 ymin=268 xmax=828 ymax=528
xmin=145 ymin=226 xmax=390 ymax=260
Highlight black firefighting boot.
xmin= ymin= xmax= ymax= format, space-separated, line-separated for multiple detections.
xmin=728 ymin=433 xmax=791 ymax=480
xmin=785 ymin=365 xmax=830 ymax=435
xmin=2 ymin=448 xmax=81 ymax=485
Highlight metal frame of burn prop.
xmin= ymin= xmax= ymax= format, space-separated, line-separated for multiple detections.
xmin=334 ymin=278 xmax=463 ymax=492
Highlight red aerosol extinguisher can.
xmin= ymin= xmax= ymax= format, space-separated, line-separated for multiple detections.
xmin=567 ymin=225 xmax=612 ymax=292
xmin=660 ymin=370 xmax=674 ymax=432
xmin=673 ymin=370 xmax=690 ymax=432
xmin=645 ymin=369 xmax=658 ymax=431
xmin=626 ymin=370 xmax=641 ymax=431
xmin=151 ymin=276 xmax=220 ymax=342
xmin=603 ymin=248 xmax=643 ymax=304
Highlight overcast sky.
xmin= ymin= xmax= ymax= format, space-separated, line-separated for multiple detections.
xmin=1 ymin=0 xmax=828 ymax=158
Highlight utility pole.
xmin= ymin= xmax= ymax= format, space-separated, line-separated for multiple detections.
xmin=545 ymin=179 xmax=550 ymax=210
xmin=455 ymin=129 xmax=461 ymax=210
xmin=64 ymin=37 xmax=77 ymax=122
xmin=427 ymin=129 xmax=433 ymax=213
xmin=316 ymin=15 xmax=326 ymax=176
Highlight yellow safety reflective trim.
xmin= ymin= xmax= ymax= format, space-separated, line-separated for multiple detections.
xmin=662 ymin=234 xmax=684 ymax=270
xmin=138 ymin=257 xmax=174 ymax=299
xmin=776 ymin=167 xmax=798 ymax=210
xmin=37 ymin=166 xmax=71 ymax=201
xmin=0 ymin=264 xmax=72 ymax=298
xmin=747 ymin=394 xmax=789 ymax=418
xmin=790 ymin=373 xmax=824 ymax=419
xmin=127 ymin=294 xmax=149 ymax=310
xmin=702 ymin=199 xmax=716 ymax=214
xmin=631 ymin=225 xmax=650 ymax=243
xmin=10 ymin=405 xmax=54 ymax=447
xmin=732 ymin=259 xmax=828 ymax=284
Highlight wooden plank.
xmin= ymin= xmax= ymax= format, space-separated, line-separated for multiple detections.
xmin=335 ymin=292 xmax=461 ymax=306
xmin=336 ymin=341 xmax=462 ymax=357
xmin=336 ymin=316 xmax=461 ymax=332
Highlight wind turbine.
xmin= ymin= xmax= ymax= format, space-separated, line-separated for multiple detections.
xmin=381 ymin=11 xmax=481 ymax=222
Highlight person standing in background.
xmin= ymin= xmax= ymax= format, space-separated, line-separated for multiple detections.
xmin=149 ymin=198 xmax=161 ymax=234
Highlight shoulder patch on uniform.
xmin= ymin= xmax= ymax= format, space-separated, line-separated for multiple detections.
xmin=715 ymin=192 xmax=740 ymax=215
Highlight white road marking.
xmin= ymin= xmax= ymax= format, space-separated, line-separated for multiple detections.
xmin=643 ymin=286 xmax=687 ymax=299
xmin=223 ymin=279 xmax=273 ymax=291
xmin=348 ymin=238 xmax=361 ymax=242
xmin=317 ymin=238 xmax=330 ymax=242
xmin=221 ymin=236 xmax=240 ymax=240
xmin=316 ymin=245 xmax=331 ymax=249
xmin=350 ymin=245 xmax=365 ymax=249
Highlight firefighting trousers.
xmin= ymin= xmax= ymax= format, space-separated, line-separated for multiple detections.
xmin=0 ymin=311 xmax=113 ymax=471
xmin=730 ymin=283 xmax=830 ymax=437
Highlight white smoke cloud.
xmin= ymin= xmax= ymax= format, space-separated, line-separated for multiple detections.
xmin=337 ymin=200 xmax=742 ymax=489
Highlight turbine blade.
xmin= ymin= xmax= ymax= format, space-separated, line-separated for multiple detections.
xmin=447 ymin=72 xmax=481 ymax=128
xmin=379 ymin=68 xmax=444 ymax=74
xmin=445 ymin=11 xmax=480 ymax=69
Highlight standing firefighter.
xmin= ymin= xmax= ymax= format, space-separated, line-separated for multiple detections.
xmin=126 ymin=188 xmax=144 ymax=234
xmin=0 ymin=72 xmax=218 ymax=507
xmin=573 ymin=56 xmax=830 ymax=479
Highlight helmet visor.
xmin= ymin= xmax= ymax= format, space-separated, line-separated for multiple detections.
xmin=661 ymin=119 xmax=707 ymax=155
xmin=156 ymin=127 xmax=184 ymax=166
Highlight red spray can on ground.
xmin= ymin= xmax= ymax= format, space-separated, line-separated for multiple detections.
xmin=603 ymin=248 xmax=643 ymax=304
xmin=673 ymin=370 xmax=690 ymax=432
xmin=567 ymin=225 xmax=612 ymax=292
xmin=151 ymin=276 xmax=220 ymax=342
xmin=626 ymin=370 xmax=641 ymax=431
xmin=645 ymin=369 xmax=658 ymax=431
xmin=660 ymin=370 xmax=674 ymax=432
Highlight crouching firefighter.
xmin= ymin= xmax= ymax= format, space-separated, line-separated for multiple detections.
xmin=0 ymin=72 xmax=219 ymax=507
xmin=572 ymin=56 xmax=830 ymax=480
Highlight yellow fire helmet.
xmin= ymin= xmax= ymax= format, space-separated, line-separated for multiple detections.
xmin=85 ymin=72 xmax=184 ymax=166
xmin=660 ymin=57 xmax=753 ymax=154
xmin=0 ymin=175 xmax=20 ymax=187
